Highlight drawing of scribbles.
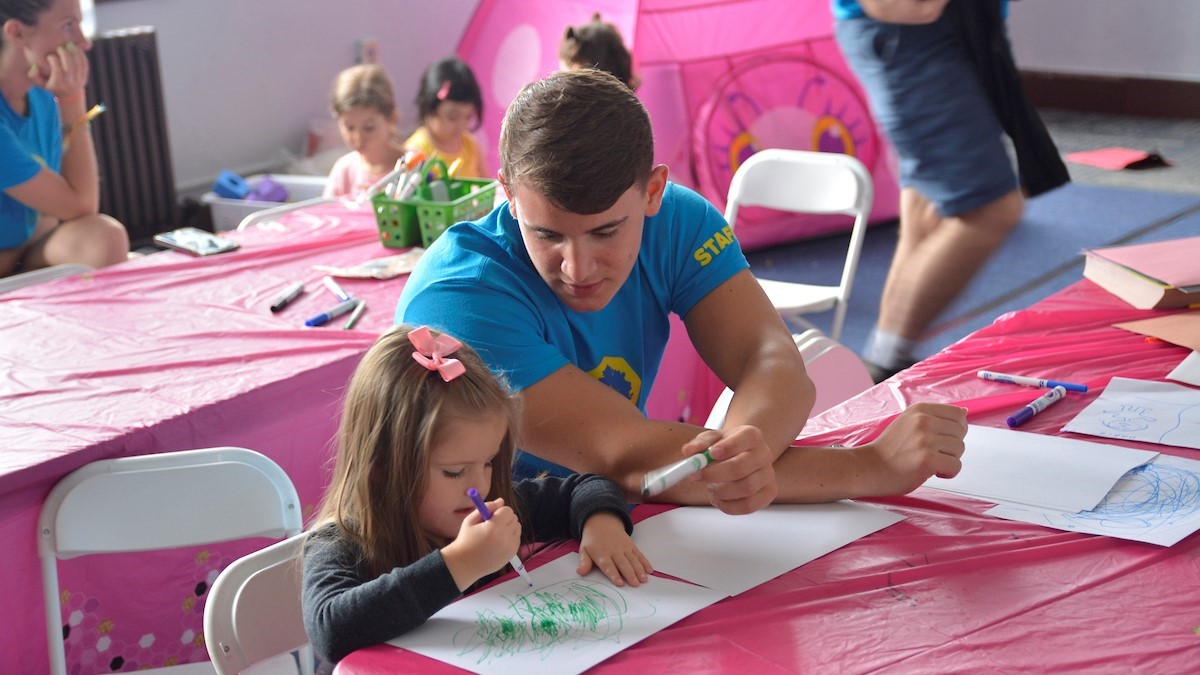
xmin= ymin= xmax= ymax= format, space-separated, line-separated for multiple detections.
xmin=1098 ymin=404 xmax=1154 ymax=433
xmin=1060 ymin=463 xmax=1200 ymax=531
xmin=453 ymin=579 xmax=656 ymax=664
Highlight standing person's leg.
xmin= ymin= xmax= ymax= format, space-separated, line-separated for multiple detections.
xmin=836 ymin=14 xmax=1021 ymax=376
xmin=876 ymin=188 xmax=1022 ymax=341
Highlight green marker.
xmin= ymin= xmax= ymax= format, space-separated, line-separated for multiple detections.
xmin=641 ymin=448 xmax=715 ymax=498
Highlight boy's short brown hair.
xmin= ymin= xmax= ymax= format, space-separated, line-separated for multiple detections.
xmin=499 ymin=69 xmax=654 ymax=215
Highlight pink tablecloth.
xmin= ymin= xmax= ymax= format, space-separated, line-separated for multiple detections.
xmin=0 ymin=200 xmax=724 ymax=673
xmin=0 ymin=203 xmax=405 ymax=673
xmin=337 ymin=280 xmax=1200 ymax=673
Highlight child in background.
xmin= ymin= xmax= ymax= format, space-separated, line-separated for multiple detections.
xmin=404 ymin=56 xmax=487 ymax=178
xmin=558 ymin=13 xmax=639 ymax=90
xmin=323 ymin=64 xmax=406 ymax=199
xmin=302 ymin=324 xmax=651 ymax=664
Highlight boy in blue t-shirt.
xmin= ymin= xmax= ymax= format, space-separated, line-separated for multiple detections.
xmin=398 ymin=69 xmax=969 ymax=514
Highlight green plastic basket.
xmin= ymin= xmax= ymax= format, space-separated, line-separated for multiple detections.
xmin=371 ymin=178 xmax=498 ymax=249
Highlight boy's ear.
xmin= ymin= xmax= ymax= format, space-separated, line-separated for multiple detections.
xmin=497 ymin=171 xmax=516 ymax=215
xmin=643 ymin=165 xmax=669 ymax=217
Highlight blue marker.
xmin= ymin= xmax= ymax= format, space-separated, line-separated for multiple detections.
xmin=1006 ymin=385 xmax=1067 ymax=428
xmin=978 ymin=370 xmax=1088 ymax=393
xmin=467 ymin=488 xmax=533 ymax=586
xmin=304 ymin=298 xmax=358 ymax=327
xmin=322 ymin=276 xmax=352 ymax=302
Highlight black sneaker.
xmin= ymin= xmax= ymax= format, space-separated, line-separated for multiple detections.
xmin=864 ymin=360 xmax=914 ymax=384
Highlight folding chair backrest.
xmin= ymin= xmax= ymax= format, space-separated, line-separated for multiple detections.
xmin=205 ymin=534 xmax=314 ymax=675
xmin=39 ymin=447 xmax=303 ymax=675
xmin=724 ymin=149 xmax=874 ymax=340
xmin=724 ymin=149 xmax=872 ymax=225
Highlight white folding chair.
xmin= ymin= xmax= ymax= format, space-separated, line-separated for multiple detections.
xmin=704 ymin=330 xmax=874 ymax=428
xmin=0 ymin=262 xmax=93 ymax=295
xmin=204 ymin=534 xmax=314 ymax=675
xmin=237 ymin=197 xmax=336 ymax=231
xmin=39 ymin=447 xmax=304 ymax=675
xmin=798 ymin=335 xmax=875 ymax=416
xmin=704 ymin=329 xmax=824 ymax=429
xmin=724 ymin=149 xmax=874 ymax=341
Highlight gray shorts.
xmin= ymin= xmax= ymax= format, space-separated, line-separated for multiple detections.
xmin=836 ymin=14 xmax=1018 ymax=216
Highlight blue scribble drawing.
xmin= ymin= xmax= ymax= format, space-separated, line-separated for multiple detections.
xmin=452 ymin=579 xmax=656 ymax=665
xmin=1098 ymin=404 xmax=1154 ymax=433
xmin=1066 ymin=378 xmax=1200 ymax=450
xmin=1058 ymin=463 xmax=1200 ymax=532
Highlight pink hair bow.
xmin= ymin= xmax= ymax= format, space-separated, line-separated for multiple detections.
xmin=409 ymin=326 xmax=466 ymax=382
xmin=436 ymin=80 xmax=451 ymax=100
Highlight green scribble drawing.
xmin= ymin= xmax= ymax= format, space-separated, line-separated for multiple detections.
xmin=453 ymin=578 xmax=657 ymax=664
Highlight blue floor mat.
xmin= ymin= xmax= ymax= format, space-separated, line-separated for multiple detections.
xmin=746 ymin=183 xmax=1200 ymax=360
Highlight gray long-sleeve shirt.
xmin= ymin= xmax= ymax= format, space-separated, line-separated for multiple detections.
xmin=301 ymin=473 xmax=632 ymax=664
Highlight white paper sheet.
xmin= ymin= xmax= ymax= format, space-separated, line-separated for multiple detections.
xmin=631 ymin=501 xmax=904 ymax=597
xmin=1167 ymin=351 xmax=1200 ymax=387
xmin=986 ymin=454 xmax=1200 ymax=546
xmin=923 ymin=425 xmax=1158 ymax=512
xmin=387 ymin=554 xmax=723 ymax=674
xmin=1063 ymin=377 xmax=1200 ymax=450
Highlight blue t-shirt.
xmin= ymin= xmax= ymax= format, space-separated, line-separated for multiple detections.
xmin=397 ymin=182 xmax=748 ymax=412
xmin=0 ymin=87 xmax=61 ymax=249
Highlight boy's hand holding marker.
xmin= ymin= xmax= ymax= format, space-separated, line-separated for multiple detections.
xmin=643 ymin=425 xmax=779 ymax=516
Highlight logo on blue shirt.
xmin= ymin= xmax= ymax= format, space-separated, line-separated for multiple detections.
xmin=587 ymin=356 xmax=642 ymax=405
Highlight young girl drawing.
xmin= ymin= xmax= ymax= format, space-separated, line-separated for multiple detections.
xmin=302 ymin=325 xmax=651 ymax=664
xmin=323 ymin=63 xmax=406 ymax=199
xmin=403 ymin=56 xmax=487 ymax=178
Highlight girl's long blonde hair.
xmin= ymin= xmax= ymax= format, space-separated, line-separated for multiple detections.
xmin=313 ymin=325 xmax=521 ymax=578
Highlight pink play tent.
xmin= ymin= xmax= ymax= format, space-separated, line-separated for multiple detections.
xmin=457 ymin=0 xmax=900 ymax=250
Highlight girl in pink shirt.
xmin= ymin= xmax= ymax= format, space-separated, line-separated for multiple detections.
xmin=324 ymin=64 xmax=406 ymax=199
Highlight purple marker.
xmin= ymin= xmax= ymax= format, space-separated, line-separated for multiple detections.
xmin=467 ymin=488 xmax=533 ymax=586
xmin=1006 ymin=385 xmax=1067 ymax=428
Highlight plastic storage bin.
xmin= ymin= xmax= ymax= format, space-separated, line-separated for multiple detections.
xmin=372 ymin=178 xmax=498 ymax=249
xmin=202 ymin=174 xmax=328 ymax=231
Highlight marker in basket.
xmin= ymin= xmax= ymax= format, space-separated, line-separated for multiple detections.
xmin=641 ymin=448 xmax=716 ymax=498
xmin=396 ymin=154 xmax=438 ymax=200
xmin=1005 ymin=385 xmax=1067 ymax=428
xmin=467 ymin=488 xmax=533 ymax=586
xmin=304 ymin=298 xmax=358 ymax=327
xmin=269 ymin=281 xmax=304 ymax=313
